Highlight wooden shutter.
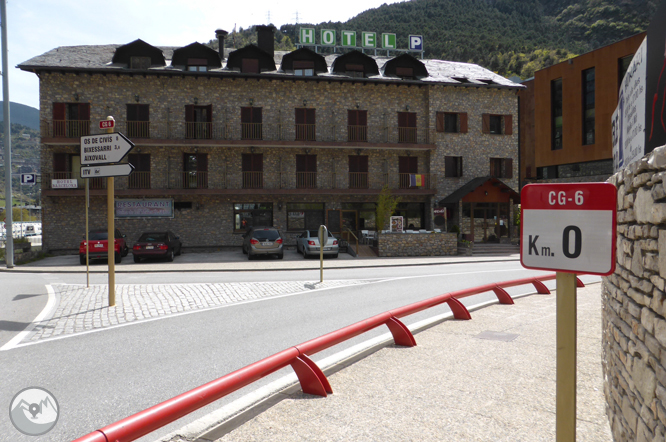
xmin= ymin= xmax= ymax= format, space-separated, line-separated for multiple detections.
xmin=296 ymin=154 xmax=305 ymax=172
xmin=242 ymin=153 xmax=252 ymax=172
xmin=205 ymin=105 xmax=213 ymax=123
xmin=482 ymin=114 xmax=490 ymax=134
xmin=358 ymin=155 xmax=368 ymax=173
xmin=398 ymin=112 xmax=408 ymax=128
xmin=490 ymin=158 xmax=498 ymax=177
xmin=358 ymin=110 xmax=367 ymax=126
xmin=241 ymin=107 xmax=252 ymax=123
xmin=460 ymin=113 xmax=468 ymax=133
xmin=185 ymin=105 xmax=195 ymax=122
xmin=127 ymin=104 xmax=138 ymax=121
xmin=53 ymin=153 xmax=68 ymax=172
xmin=349 ymin=155 xmax=359 ymax=173
xmin=445 ymin=157 xmax=455 ymax=177
xmin=53 ymin=103 xmax=66 ymax=136
xmin=503 ymin=158 xmax=513 ymax=179
xmin=306 ymin=108 xmax=315 ymax=125
xmin=253 ymin=107 xmax=262 ymax=123
xmin=436 ymin=112 xmax=444 ymax=132
xmin=504 ymin=114 xmax=513 ymax=135
xmin=408 ymin=113 xmax=417 ymax=128
xmin=348 ymin=110 xmax=357 ymax=126
xmin=306 ymin=155 xmax=316 ymax=172
xmin=197 ymin=154 xmax=208 ymax=172
xmin=295 ymin=108 xmax=305 ymax=124
xmin=53 ymin=103 xmax=65 ymax=121
xmin=78 ymin=103 xmax=90 ymax=121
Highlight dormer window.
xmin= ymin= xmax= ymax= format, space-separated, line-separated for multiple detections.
xmin=452 ymin=77 xmax=470 ymax=84
xmin=242 ymin=58 xmax=260 ymax=74
xmin=346 ymin=64 xmax=364 ymax=78
xmin=395 ymin=67 xmax=414 ymax=79
xmin=187 ymin=58 xmax=208 ymax=72
xmin=294 ymin=61 xmax=315 ymax=76
xmin=130 ymin=56 xmax=151 ymax=70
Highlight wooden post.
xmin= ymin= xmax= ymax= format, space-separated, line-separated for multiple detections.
xmin=556 ymin=271 xmax=577 ymax=442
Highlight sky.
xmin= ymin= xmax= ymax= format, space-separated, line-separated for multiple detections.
xmin=2 ymin=0 xmax=404 ymax=110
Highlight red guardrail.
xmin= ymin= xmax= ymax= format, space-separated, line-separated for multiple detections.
xmin=72 ymin=273 xmax=580 ymax=442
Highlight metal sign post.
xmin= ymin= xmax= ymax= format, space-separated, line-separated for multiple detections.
xmin=85 ymin=178 xmax=89 ymax=288
xmin=520 ymin=182 xmax=617 ymax=442
xmin=319 ymin=225 xmax=328 ymax=283
xmin=105 ymin=117 xmax=116 ymax=307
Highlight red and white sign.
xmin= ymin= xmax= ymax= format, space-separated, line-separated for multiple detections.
xmin=99 ymin=120 xmax=115 ymax=130
xmin=520 ymin=183 xmax=617 ymax=275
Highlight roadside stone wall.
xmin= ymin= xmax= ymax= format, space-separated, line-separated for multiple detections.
xmin=603 ymin=145 xmax=666 ymax=441
xmin=377 ymin=232 xmax=456 ymax=257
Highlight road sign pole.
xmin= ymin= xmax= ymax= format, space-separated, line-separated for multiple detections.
xmin=85 ymin=178 xmax=89 ymax=288
xmin=106 ymin=117 xmax=116 ymax=307
xmin=556 ymin=271 xmax=577 ymax=442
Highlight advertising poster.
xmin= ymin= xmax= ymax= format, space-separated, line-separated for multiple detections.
xmin=390 ymin=216 xmax=403 ymax=233
xmin=645 ymin=2 xmax=666 ymax=154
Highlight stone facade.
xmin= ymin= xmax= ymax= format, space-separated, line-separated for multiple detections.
xmin=377 ymin=232 xmax=457 ymax=257
xmin=603 ymin=145 xmax=666 ymax=441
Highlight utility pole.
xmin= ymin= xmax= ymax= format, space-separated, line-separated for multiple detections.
xmin=1 ymin=0 xmax=13 ymax=268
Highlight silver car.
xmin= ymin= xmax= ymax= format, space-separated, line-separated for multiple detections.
xmin=296 ymin=229 xmax=339 ymax=258
xmin=242 ymin=227 xmax=284 ymax=260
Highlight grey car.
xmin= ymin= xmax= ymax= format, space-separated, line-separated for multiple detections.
xmin=296 ymin=229 xmax=339 ymax=258
xmin=242 ymin=226 xmax=284 ymax=260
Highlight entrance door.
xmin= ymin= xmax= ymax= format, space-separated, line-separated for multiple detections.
xmin=341 ymin=210 xmax=358 ymax=244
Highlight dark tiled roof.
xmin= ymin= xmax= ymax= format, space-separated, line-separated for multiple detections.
xmin=438 ymin=177 xmax=519 ymax=205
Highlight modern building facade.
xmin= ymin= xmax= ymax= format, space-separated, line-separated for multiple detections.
xmin=518 ymin=32 xmax=646 ymax=186
xmin=20 ymin=26 xmax=522 ymax=253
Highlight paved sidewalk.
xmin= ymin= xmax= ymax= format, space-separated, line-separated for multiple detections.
xmin=163 ymin=282 xmax=610 ymax=442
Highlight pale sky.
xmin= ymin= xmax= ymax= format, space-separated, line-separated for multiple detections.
xmin=2 ymin=0 xmax=405 ymax=110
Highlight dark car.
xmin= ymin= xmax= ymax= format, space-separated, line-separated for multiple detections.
xmin=79 ymin=228 xmax=129 ymax=265
xmin=241 ymin=226 xmax=284 ymax=260
xmin=132 ymin=231 xmax=182 ymax=263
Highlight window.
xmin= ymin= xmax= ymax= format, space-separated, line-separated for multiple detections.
xmin=241 ymin=107 xmax=263 ymax=140
xmin=398 ymin=155 xmax=418 ymax=188
xmin=444 ymin=156 xmax=463 ymax=178
xmin=346 ymin=64 xmax=365 ymax=78
xmin=187 ymin=58 xmax=208 ymax=72
xmin=618 ymin=55 xmax=633 ymax=90
xmin=242 ymin=153 xmax=263 ymax=189
xmin=234 ymin=203 xmax=273 ymax=231
xmin=241 ymin=58 xmax=259 ymax=74
xmin=397 ymin=112 xmax=417 ymax=143
xmin=294 ymin=60 xmax=315 ymax=76
xmin=287 ymin=203 xmax=325 ymax=231
xmin=582 ymin=67 xmax=595 ymax=145
xmin=295 ymin=108 xmax=316 ymax=141
xmin=490 ymin=158 xmax=513 ymax=179
xmin=185 ymin=104 xmax=212 ymax=139
xmin=127 ymin=153 xmax=150 ymax=189
xmin=182 ymin=153 xmax=208 ymax=189
xmin=126 ymin=104 xmax=150 ymax=138
xmin=482 ymin=114 xmax=512 ymax=135
xmin=348 ymin=110 xmax=368 ymax=142
xmin=395 ymin=67 xmax=414 ymax=79
xmin=130 ymin=56 xmax=151 ymax=69
xmin=551 ymin=79 xmax=563 ymax=150
xmin=296 ymin=154 xmax=317 ymax=188
xmin=537 ymin=166 xmax=558 ymax=180
xmin=436 ymin=112 xmax=468 ymax=133
xmin=53 ymin=103 xmax=90 ymax=137
xmin=349 ymin=155 xmax=369 ymax=189
xmin=53 ymin=153 xmax=101 ymax=189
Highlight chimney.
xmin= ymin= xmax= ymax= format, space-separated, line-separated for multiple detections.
xmin=215 ymin=29 xmax=228 ymax=60
xmin=256 ymin=25 xmax=275 ymax=58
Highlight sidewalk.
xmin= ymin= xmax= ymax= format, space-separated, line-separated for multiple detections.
xmin=163 ymin=282 xmax=610 ymax=442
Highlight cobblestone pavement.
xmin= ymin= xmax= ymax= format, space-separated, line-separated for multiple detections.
xmin=24 ymin=280 xmax=372 ymax=344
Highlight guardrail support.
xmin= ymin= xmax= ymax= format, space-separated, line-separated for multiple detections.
xmin=290 ymin=354 xmax=331 ymax=397
xmin=531 ymin=279 xmax=551 ymax=294
xmin=446 ymin=298 xmax=472 ymax=320
xmin=576 ymin=277 xmax=585 ymax=288
xmin=385 ymin=316 xmax=416 ymax=347
xmin=492 ymin=286 xmax=514 ymax=305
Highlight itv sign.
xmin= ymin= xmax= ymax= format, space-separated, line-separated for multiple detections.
xmin=299 ymin=28 xmax=419 ymax=51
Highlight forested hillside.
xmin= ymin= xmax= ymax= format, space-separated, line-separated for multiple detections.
xmin=213 ymin=0 xmax=660 ymax=79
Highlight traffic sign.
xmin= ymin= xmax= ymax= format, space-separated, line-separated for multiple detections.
xmin=80 ymin=163 xmax=134 ymax=178
xmin=520 ymin=183 xmax=617 ymax=275
xmin=99 ymin=119 xmax=115 ymax=130
xmin=80 ymin=133 xmax=134 ymax=165
xmin=20 ymin=173 xmax=36 ymax=185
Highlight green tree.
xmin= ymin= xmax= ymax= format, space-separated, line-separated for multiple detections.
xmin=375 ymin=186 xmax=401 ymax=232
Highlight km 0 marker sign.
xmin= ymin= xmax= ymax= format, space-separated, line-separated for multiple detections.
xmin=520 ymin=183 xmax=617 ymax=276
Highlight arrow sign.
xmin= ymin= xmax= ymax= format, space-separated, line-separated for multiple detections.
xmin=81 ymin=163 xmax=135 ymax=178
xmin=80 ymin=133 xmax=134 ymax=165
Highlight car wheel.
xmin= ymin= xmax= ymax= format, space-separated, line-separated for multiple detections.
xmin=133 ymin=255 xmax=141 ymax=263
xmin=167 ymin=250 xmax=174 ymax=262
xmin=333 ymin=253 xmax=339 ymax=258
xmin=242 ymin=245 xmax=247 ymax=254
xmin=123 ymin=246 xmax=129 ymax=257
xmin=115 ymin=252 xmax=121 ymax=264
xmin=277 ymin=252 xmax=283 ymax=260
xmin=302 ymin=249 xmax=308 ymax=258
xmin=80 ymin=255 xmax=86 ymax=265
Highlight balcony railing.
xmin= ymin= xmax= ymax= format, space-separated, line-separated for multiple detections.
xmin=43 ymin=171 xmax=436 ymax=191
xmin=43 ymin=120 xmax=434 ymax=145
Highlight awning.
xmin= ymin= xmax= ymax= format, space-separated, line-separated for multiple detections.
xmin=438 ymin=177 xmax=520 ymax=205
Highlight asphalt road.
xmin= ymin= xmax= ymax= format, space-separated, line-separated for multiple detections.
xmin=0 ymin=260 xmax=598 ymax=442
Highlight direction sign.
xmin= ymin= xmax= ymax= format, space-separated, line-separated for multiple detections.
xmin=81 ymin=163 xmax=134 ymax=179
xmin=80 ymin=133 xmax=134 ymax=165
xmin=21 ymin=173 xmax=36 ymax=185
xmin=520 ymin=183 xmax=617 ymax=275
xmin=99 ymin=119 xmax=115 ymax=130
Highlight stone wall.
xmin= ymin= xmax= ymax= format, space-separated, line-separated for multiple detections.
xmin=377 ymin=232 xmax=457 ymax=257
xmin=603 ymin=145 xmax=666 ymax=441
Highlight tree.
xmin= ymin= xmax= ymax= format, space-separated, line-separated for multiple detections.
xmin=375 ymin=186 xmax=401 ymax=232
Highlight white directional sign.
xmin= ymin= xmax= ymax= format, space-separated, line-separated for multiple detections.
xmin=80 ymin=133 xmax=134 ymax=165
xmin=520 ymin=183 xmax=617 ymax=276
xmin=81 ymin=163 xmax=134 ymax=179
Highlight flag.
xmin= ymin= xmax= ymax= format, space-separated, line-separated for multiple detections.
xmin=409 ymin=174 xmax=423 ymax=187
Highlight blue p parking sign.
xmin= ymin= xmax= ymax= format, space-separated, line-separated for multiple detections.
xmin=409 ymin=35 xmax=423 ymax=51
xmin=21 ymin=174 xmax=36 ymax=186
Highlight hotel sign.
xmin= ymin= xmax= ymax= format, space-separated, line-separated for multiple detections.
xmin=300 ymin=28 xmax=417 ymax=51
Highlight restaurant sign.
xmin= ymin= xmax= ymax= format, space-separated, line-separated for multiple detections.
xmin=115 ymin=199 xmax=174 ymax=219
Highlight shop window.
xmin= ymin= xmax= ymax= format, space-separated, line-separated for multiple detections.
xmin=234 ymin=203 xmax=273 ymax=231
xmin=287 ymin=203 xmax=325 ymax=231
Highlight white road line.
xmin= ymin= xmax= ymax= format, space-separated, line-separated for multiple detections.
xmin=0 ymin=285 xmax=57 ymax=351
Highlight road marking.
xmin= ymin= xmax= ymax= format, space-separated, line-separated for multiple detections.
xmin=0 ymin=285 xmax=57 ymax=351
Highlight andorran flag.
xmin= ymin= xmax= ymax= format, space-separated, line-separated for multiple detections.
xmin=409 ymin=174 xmax=423 ymax=187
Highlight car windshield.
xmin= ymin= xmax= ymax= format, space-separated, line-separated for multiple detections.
xmin=139 ymin=233 xmax=167 ymax=242
xmin=89 ymin=232 xmax=108 ymax=240
xmin=252 ymin=230 xmax=280 ymax=241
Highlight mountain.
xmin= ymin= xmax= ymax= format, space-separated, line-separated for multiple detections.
xmin=0 ymin=102 xmax=39 ymax=130
xmin=218 ymin=0 xmax=660 ymax=80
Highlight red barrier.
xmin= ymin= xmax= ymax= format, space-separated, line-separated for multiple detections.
xmin=72 ymin=273 xmax=576 ymax=442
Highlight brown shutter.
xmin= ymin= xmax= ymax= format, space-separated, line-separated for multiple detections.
xmin=241 ymin=107 xmax=252 ymax=123
xmin=53 ymin=103 xmax=66 ymax=137
xmin=504 ymin=158 xmax=513 ymax=179
xmin=127 ymin=104 xmax=138 ymax=121
xmin=358 ymin=110 xmax=367 ymax=126
xmin=436 ymin=112 xmax=444 ymax=132
xmin=348 ymin=110 xmax=357 ymax=126
xmin=349 ymin=155 xmax=359 ymax=173
xmin=460 ymin=113 xmax=468 ymax=133
xmin=408 ymin=112 xmax=417 ymax=128
xmin=398 ymin=112 xmax=408 ymax=128
xmin=306 ymin=109 xmax=315 ymax=125
xmin=482 ymin=114 xmax=490 ymax=134
xmin=409 ymin=156 xmax=418 ymax=173
xmin=205 ymin=105 xmax=213 ymax=123
xmin=359 ymin=155 xmax=368 ymax=172
xmin=253 ymin=107 xmax=262 ymax=123
xmin=197 ymin=154 xmax=208 ymax=172
xmin=445 ymin=156 xmax=454 ymax=177
xmin=504 ymin=114 xmax=513 ymax=135
xmin=296 ymin=154 xmax=305 ymax=172
xmin=138 ymin=104 xmax=149 ymax=121
xmin=242 ymin=153 xmax=252 ymax=172
xmin=490 ymin=158 xmax=497 ymax=177
xmin=53 ymin=103 xmax=65 ymax=120
xmin=398 ymin=156 xmax=409 ymax=174
xmin=53 ymin=153 xmax=68 ymax=172
xmin=185 ymin=105 xmax=195 ymax=122
xmin=79 ymin=103 xmax=90 ymax=121
xmin=295 ymin=108 xmax=305 ymax=124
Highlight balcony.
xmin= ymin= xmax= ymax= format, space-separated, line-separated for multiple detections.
xmin=43 ymin=120 xmax=434 ymax=146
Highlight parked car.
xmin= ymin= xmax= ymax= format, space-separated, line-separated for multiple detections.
xmin=132 ymin=231 xmax=182 ymax=263
xmin=79 ymin=228 xmax=129 ymax=265
xmin=242 ymin=226 xmax=284 ymax=260
xmin=296 ymin=229 xmax=339 ymax=258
